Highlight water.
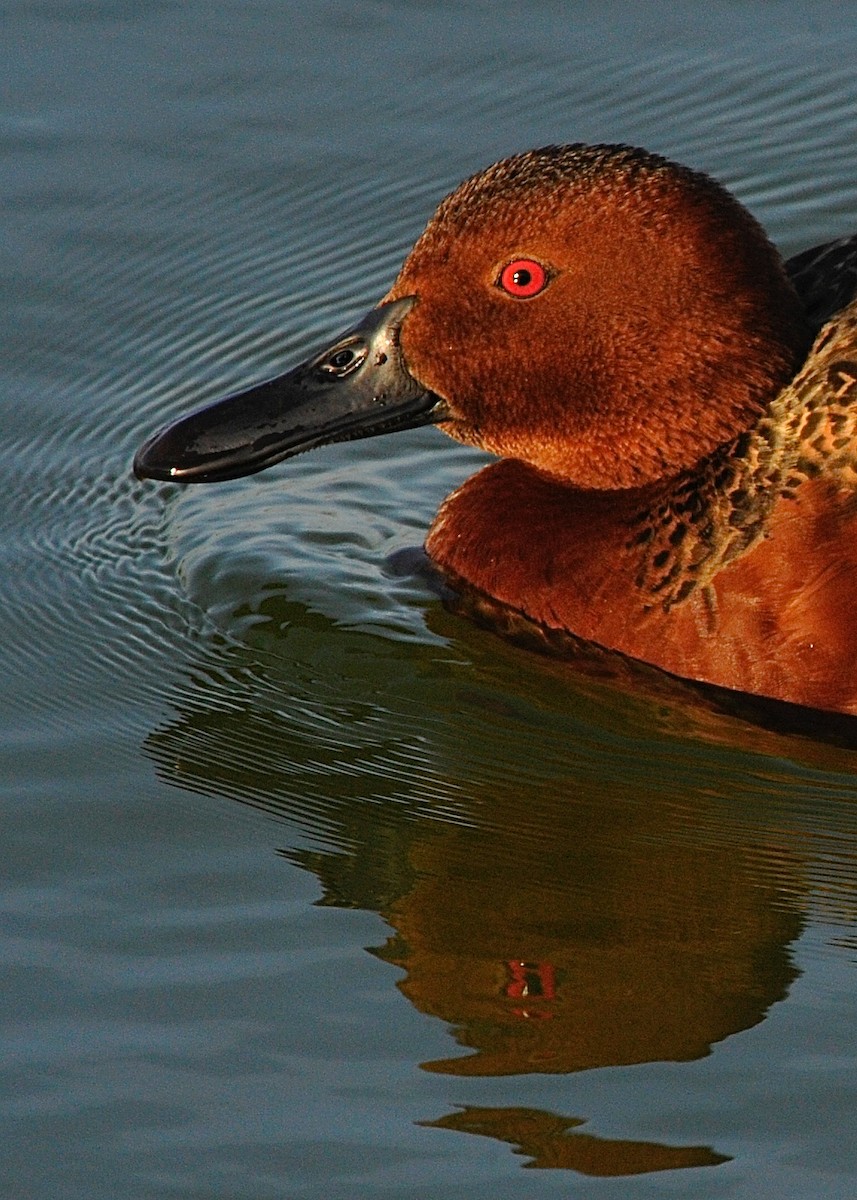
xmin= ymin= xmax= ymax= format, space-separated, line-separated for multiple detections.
xmin=3 ymin=2 xmax=857 ymax=1196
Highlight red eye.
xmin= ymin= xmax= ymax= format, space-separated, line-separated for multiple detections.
xmin=498 ymin=258 xmax=549 ymax=298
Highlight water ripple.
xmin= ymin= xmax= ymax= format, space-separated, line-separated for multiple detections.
xmin=4 ymin=28 xmax=857 ymax=934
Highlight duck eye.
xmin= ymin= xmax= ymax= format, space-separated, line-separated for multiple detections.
xmin=497 ymin=258 xmax=549 ymax=299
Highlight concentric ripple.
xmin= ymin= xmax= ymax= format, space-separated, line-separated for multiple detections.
xmin=4 ymin=26 xmax=857 ymax=914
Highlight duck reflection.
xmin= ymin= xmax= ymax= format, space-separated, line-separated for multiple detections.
xmin=143 ymin=603 xmax=856 ymax=1175
xmin=296 ymin=770 xmax=799 ymax=1078
xmin=421 ymin=1106 xmax=730 ymax=1174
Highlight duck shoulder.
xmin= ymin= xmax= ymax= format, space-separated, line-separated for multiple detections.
xmin=632 ymin=239 xmax=857 ymax=610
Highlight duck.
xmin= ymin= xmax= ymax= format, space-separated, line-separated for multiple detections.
xmin=134 ymin=143 xmax=857 ymax=715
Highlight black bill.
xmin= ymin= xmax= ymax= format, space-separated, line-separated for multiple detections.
xmin=133 ymin=296 xmax=447 ymax=483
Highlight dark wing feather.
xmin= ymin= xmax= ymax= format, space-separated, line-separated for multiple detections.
xmin=786 ymin=234 xmax=857 ymax=332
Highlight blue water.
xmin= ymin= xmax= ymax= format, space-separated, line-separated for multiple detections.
xmin=4 ymin=2 xmax=857 ymax=1197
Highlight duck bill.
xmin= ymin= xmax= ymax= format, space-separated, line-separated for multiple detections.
xmin=133 ymin=296 xmax=446 ymax=483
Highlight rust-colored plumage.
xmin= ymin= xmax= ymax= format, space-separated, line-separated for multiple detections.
xmin=388 ymin=145 xmax=811 ymax=489
xmin=385 ymin=145 xmax=857 ymax=713
xmin=135 ymin=143 xmax=857 ymax=714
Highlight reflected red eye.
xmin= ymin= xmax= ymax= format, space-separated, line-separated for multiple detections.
xmin=498 ymin=258 xmax=549 ymax=298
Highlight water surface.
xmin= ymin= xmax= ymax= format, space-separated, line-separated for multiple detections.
xmin=4 ymin=2 xmax=857 ymax=1197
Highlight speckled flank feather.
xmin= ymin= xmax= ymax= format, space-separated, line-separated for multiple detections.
xmin=632 ymin=237 xmax=857 ymax=610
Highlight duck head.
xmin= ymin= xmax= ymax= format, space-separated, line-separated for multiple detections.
xmin=135 ymin=143 xmax=811 ymax=491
